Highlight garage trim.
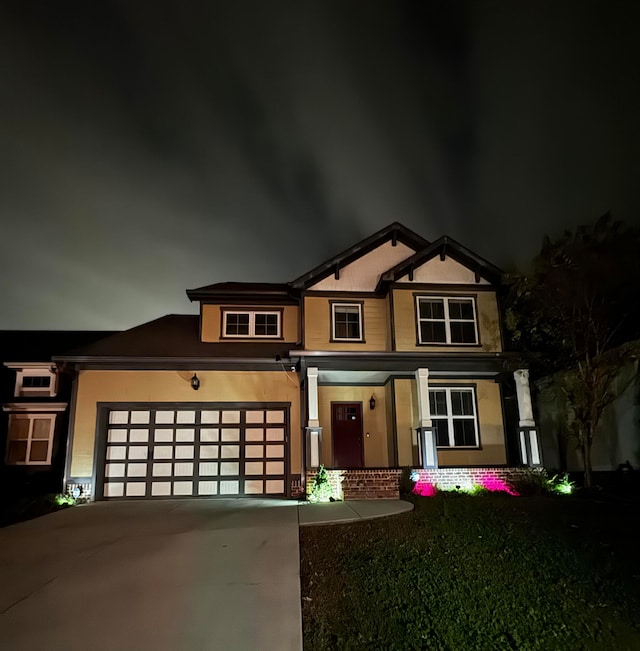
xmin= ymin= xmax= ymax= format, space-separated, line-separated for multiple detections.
xmin=94 ymin=401 xmax=291 ymax=500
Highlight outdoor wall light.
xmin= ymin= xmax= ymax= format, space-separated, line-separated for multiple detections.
xmin=190 ymin=373 xmax=200 ymax=391
xmin=369 ymin=394 xmax=376 ymax=410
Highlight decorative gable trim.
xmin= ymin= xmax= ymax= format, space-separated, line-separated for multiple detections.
xmin=290 ymin=222 xmax=429 ymax=290
xmin=376 ymin=236 xmax=503 ymax=291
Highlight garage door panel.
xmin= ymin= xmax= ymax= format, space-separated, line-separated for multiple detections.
xmin=102 ymin=405 xmax=288 ymax=499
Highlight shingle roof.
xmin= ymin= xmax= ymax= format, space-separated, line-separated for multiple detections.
xmin=54 ymin=315 xmax=300 ymax=362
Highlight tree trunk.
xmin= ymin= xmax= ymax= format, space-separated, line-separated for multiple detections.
xmin=583 ymin=436 xmax=593 ymax=489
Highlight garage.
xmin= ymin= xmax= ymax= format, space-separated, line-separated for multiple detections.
xmin=99 ymin=403 xmax=289 ymax=499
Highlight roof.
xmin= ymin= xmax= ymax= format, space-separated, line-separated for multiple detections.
xmin=53 ymin=315 xmax=301 ymax=363
xmin=186 ymin=282 xmax=297 ymax=303
xmin=0 ymin=330 xmax=118 ymax=363
xmin=289 ymin=222 xmax=430 ymax=290
xmin=377 ymin=236 xmax=503 ymax=290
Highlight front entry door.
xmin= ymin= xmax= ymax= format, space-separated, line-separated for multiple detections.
xmin=332 ymin=402 xmax=363 ymax=467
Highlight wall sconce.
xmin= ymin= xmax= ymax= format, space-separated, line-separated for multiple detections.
xmin=190 ymin=373 xmax=200 ymax=391
xmin=369 ymin=394 xmax=376 ymax=410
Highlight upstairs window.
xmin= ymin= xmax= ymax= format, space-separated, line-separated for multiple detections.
xmin=429 ymin=387 xmax=479 ymax=448
xmin=8 ymin=365 xmax=58 ymax=397
xmin=416 ymin=296 xmax=478 ymax=345
xmin=222 ymin=310 xmax=281 ymax=338
xmin=331 ymin=303 xmax=363 ymax=341
xmin=5 ymin=414 xmax=55 ymax=465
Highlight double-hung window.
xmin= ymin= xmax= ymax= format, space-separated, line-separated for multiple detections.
xmin=429 ymin=387 xmax=479 ymax=448
xmin=416 ymin=296 xmax=477 ymax=344
xmin=5 ymin=414 xmax=56 ymax=465
xmin=223 ymin=310 xmax=281 ymax=338
xmin=331 ymin=303 xmax=363 ymax=341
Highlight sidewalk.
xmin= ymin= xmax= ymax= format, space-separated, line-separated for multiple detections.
xmin=298 ymin=499 xmax=413 ymax=526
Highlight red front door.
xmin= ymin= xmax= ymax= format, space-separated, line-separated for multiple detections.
xmin=332 ymin=402 xmax=363 ymax=467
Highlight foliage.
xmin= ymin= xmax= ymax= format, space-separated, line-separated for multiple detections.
xmin=53 ymin=493 xmax=77 ymax=507
xmin=308 ymin=465 xmax=337 ymax=503
xmin=301 ymin=495 xmax=640 ymax=650
xmin=398 ymin=467 xmax=417 ymax=496
xmin=505 ymin=214 xmax=640 ymax=487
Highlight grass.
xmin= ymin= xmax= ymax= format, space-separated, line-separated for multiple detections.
xmin=300 ymin=493 xmax=640 ymax=650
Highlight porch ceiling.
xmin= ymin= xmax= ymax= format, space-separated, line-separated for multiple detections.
xmin=317 ymin=369 xmax=500 ymax=385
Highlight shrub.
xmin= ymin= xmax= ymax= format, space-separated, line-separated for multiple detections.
xmin=398 ymin=467 xmax=417 ymax=496
xmin=308 ymin=465 xmax=336 ymax=503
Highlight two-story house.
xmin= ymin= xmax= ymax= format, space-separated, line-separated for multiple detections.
xmin=55 ymin=223 xmax=542 ymax=501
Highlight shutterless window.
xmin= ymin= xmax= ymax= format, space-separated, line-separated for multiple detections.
xmin=429 ymin=387 xmax=478 ymax=447
xmin=416 ymin=296 xmax=477 ymax=344
xmin=332 ymin=304 xmax=363 ymax=341
xmin=5 ymin=414 xmax=55 ymax=465
xmin=223 ymin=311 xmax=280 ymax=338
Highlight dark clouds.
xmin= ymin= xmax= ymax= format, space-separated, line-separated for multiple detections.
xmin=1 ymin=1 xmax=638 ymax=329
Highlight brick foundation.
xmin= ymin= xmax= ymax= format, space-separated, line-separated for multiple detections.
xmin=306 ymin=467 xmax=542 ymax=500
xmin=66 ymin=482 xmax=92 ymax=500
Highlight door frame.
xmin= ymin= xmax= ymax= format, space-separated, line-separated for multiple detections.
xmin=330 ymin=401 xmax=364 ymax=468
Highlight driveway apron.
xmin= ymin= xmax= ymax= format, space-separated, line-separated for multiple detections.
xmin=0 ymin=499 xmax=302 ymax=651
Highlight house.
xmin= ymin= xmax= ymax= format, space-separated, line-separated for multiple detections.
xmin=0 ymin=331 xmax=117 ymax=498
xmin=53 ymin=223 xmax=543 ymax=501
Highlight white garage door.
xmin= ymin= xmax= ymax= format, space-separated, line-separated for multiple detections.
xmin=101 ymin=405 xmax=288 ymax=499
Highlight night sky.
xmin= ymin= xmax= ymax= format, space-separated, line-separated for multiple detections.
xmin=1 ymin=1 xmax=639 ymax=330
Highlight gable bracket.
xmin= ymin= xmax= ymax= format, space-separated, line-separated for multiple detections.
xmin=408 ymin=264 xmax=414 ymax=281
xmin=474 ymin=270 xmax=481 ymax=283
xmin=334 ymin=264 xmax=340 ymax=280
xmin=391 ymin=230 xmax=397 ymax=247
xmin=439 ymin=245 xmax=447 ymax=262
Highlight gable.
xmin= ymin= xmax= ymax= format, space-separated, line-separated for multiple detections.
xmin=397 ymin=255 xmax=490 ymax=285
xmin=309 ymin=240 xmax=416 ymax=291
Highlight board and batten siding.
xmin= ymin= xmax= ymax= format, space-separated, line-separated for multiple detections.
xmin=393 ymin=378 xmax=506 ymax=467
xmin=392 ymin=288 xmax=502 ymax=353
xmin=200 ymin=304 xmax=299 ymax=343
xmin=304 ymin=296 xmax=391 ymax=351
xmin=69 ymin=370 xmax=301 ymax=479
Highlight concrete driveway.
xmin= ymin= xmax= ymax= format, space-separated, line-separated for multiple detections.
xmin=0 ymin=499 xmax=302 ymax=651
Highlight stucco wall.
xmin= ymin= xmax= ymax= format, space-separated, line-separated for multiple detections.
xmin=70 ymin=370 xmax=301 ymax=478
xmin=317 ymin=385 xmax=389 ymax=467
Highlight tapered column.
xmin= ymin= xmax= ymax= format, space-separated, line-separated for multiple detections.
xmin=514 ymin=369 xmax=542 ymax=467
xmin=415 ymin=368 xmax=437 ymax=469
xmin=305 ymin=367 xmax=322 ymax=469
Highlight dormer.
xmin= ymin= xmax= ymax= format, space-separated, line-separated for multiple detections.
xmin=4 ymin=362 xmax=58 ymax=398
xmin=186 ymin=282 xmax=300 ymax=343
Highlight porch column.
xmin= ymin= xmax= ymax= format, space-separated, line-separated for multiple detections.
xmin=514 ymin=369 xmax=543 ymax=467
xmin=305 ymin=367 xmax=323 ymax=469
xmin=415 ymin=368 xmax=438 ymax=469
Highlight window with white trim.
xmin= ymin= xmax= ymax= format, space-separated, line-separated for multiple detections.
xmin=331 ymin=303 xmax=363 ymax=341
xmin=416 ymin=296 xmax=478 ymax=344
xmin=11 ymin=366 xmax=57 ymax=397
xmin=5 ymin=414 xmax=56 ymax=465
xmin=429 ymin=387 xmax=479 ymax=447
xmin=222 ymin=310 xmax=281 ymax=338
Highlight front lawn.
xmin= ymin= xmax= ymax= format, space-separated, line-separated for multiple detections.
xmin=300 ymin=494 xmax=640 ymax=650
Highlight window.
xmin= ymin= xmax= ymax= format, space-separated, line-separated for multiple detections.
xmin=222 ymin=310 xmax=281 ymax=338
xmin=5 ymin=414 xmax=55 ymax=465
xmin=416 ymin=296 xmax=477 ymax=344
xmin=429 ymin=387 xmax=479 ymax=448
xmin=331 ymin=303 xmax=363 ymax=341
xmin=7 ymin=364 xmax=58 ymax=397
